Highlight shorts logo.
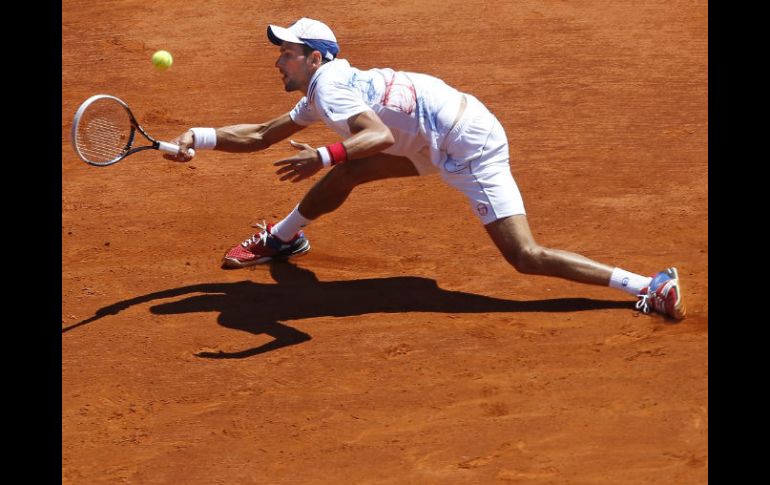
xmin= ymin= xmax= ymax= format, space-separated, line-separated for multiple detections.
xmin=476 ymin=203 xmax=488 ymax=216
xmin=621 ymin=277 xmax=629 ymax=287
xmin=444 ymin=157 xmax=469 ymax=173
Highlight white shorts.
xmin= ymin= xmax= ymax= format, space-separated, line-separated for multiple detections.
xmin=424 ymin=95 xmax=526 ymax=225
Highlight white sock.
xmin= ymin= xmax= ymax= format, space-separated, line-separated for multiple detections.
xmin=272 ymin=205 xmax=312 ymax=242
xmin=609 ymin=268 xmax=652 ymax=296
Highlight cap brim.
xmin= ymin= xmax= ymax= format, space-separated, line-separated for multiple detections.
xmin=267 ymin=25 xmax=302 ymax=46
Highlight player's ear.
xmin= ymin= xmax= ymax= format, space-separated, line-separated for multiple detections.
xmin=311 ymin=50 xmax=323 ymax=67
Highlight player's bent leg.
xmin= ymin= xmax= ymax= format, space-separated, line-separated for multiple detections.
xmin=485 ymin=214 xmax=614 ymax=286
xmin=298 ymin=153 xmax=419 ymax=219
xmin=222 ymin=154 xmax=419 ymax=268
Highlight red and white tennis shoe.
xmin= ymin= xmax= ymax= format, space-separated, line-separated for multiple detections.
xmin=635 ymin=267 xmax=687 ymax=320
xmin=222 ymin=222 xmax=310 ymax=268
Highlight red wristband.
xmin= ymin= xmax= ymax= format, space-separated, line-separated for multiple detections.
xmin=327 ymin=142 xmax=348 ymax=165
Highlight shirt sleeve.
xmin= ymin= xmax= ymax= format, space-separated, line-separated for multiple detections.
xmin=289 ymin=96 xmax=321 ymax=126
xmin=315 ymin=82 xmax=374 ymax=123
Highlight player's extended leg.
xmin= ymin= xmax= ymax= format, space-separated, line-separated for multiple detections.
xmin=484 ymin=214 xmax=614 ymax=286
xmin=485 ymin=214 xmax=685 ymax=319
xmin=222 ymin=153 xmax=419 ymax=268
xmin=443 ymin=96 xmax=685 ymax=319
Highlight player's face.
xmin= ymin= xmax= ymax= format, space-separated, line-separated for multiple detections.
xmin=275 ymin=42 xmax=313 ymax=93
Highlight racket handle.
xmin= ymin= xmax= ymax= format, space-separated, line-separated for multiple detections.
xmin=157 ymin=141 xmax=180 ymax=154
xmin=158 ymin=141 xmax=195 ymax=158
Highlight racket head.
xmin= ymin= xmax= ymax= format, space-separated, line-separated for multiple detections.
xmin=71 ymin=94 xmax=137 ymax=166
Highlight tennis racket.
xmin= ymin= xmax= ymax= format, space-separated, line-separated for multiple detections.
xmin=71 ymin=94 xmax=194 ymax=167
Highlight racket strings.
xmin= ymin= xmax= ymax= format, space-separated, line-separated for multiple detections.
xmin=75 ymin=100 xmax=133 ymax=165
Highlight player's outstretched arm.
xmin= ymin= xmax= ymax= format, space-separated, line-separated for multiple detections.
xmin=214 ymin=112 xmax=305 ymax=152
xmin=165 ymin=112 xmax=304 ymax=162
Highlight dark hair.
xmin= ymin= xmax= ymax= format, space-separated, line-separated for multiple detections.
xmin=301 ymin=44 xmax=331 ymax=64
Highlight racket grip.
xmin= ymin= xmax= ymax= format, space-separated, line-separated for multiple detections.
xmin=158 ymin=141 xmax=180 ymax=154
xmin=158 ymin=141 xmax=195 ymax=158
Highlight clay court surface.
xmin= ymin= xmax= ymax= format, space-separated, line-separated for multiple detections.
xmin=62 ymin=1 xmax=707 ymax=483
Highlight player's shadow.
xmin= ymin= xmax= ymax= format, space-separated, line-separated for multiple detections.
xmin=63 ymin=262 xmax=631 ymax=359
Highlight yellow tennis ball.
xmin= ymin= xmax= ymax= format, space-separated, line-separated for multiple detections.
xmin=151 ymin=50 xmax=173 ymax=71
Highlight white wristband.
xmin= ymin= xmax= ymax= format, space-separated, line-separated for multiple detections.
xmin=189 ymin=127 xmax=217 ymax=149
xmin=317 ymin=146 xmax=332 ymax=168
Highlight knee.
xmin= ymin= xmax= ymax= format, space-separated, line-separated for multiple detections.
xmin=505 ymin=244 xmax=546 ymax=274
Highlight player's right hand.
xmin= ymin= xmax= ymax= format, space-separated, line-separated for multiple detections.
xmin=163 ymin=130 xmax=196 ymax=162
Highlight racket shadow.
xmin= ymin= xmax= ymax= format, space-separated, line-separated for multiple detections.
xmin=63 ymin=262 xmax=632 ymax=358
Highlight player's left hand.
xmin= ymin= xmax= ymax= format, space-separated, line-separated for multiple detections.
xmin=274 ymin=140 xmax=323 ymax=183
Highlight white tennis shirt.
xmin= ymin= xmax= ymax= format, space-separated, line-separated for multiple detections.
xmin=290 ymin=59 xmax=465 ymax=169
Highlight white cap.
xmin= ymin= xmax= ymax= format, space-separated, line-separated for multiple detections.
xmin=267 ymin=17 xmax=340 ymax=60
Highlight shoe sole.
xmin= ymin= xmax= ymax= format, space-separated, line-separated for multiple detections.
xmin=668 ymin=267 xmax=687 ymax=320
xmin=221 ymin=240 xmax=311 ymax=269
